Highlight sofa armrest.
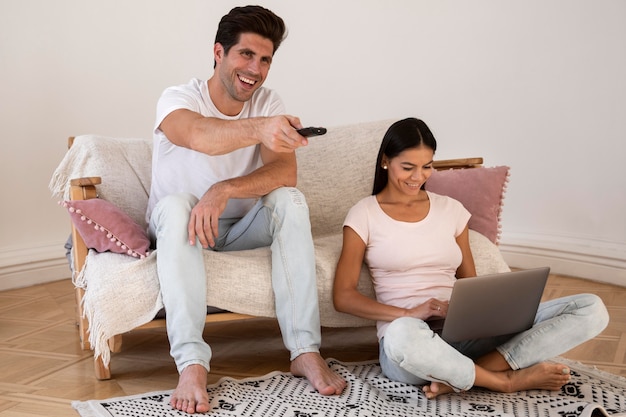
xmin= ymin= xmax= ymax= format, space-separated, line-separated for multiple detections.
xmin=68 ymin=176 xmax=100 ymax=352
xmin=432 ymin=157 xmax=483 ymax=170
xmin=68 ymin=176 xmax=101 ymax=265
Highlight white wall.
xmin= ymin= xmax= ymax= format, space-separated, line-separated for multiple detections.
xmin=1 ymin=0 xmax=624 ymax=290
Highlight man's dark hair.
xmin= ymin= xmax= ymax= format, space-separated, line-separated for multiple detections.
xmin=214 ymin=5 xmax=287 ymax=67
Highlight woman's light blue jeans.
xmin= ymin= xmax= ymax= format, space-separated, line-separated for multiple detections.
xmin=148 ymin=188 xmax=321 ymax=374
xmin=380 ymin=293 xmax=609 ymax=391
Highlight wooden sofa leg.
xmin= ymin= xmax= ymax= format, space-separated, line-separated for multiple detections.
xmin=75 ymin=287 xmax=91 ymax=350
xmin=94 ymin=354 xmax=112 ymax=380
xmin=91 ymin=336 xmax=120 ymax=380
xmin=109 ymin=335 xmax=123 ymax=353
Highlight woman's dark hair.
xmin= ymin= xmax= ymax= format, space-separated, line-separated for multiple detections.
xmin=214 ymin=5 xmax=287 ymax=68
xmin=372 ymin=118 xmax=438 ymax=195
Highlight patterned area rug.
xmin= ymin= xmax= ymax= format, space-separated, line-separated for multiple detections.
xmin=73 ymin=358 xmax=626 ymax=417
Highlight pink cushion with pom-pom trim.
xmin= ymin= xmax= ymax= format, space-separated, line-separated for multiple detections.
xmin=61 ymin=199 xmax=150 ymax=258
xmin=425 ymin=166 xmax=509 ymax=244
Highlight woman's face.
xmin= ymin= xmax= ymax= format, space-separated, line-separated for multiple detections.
xmin=383 ymin=146 xmax=434 ymax=196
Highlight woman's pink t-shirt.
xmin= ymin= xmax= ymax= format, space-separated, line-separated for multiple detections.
xmin=343 ymin=192 xmax=470 ymax=339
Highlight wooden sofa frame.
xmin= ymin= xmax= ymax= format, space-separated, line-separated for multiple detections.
xmin=66 ymin=136 xmax=483 ymax=380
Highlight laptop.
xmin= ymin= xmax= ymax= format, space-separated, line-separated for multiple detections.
xmin=429 ymin=267 xmax=550 ymax=343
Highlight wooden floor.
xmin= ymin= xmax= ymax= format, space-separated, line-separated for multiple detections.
xmin=0 ymin=274 xmax=624 ymax=416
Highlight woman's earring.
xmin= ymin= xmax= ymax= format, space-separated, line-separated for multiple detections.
xmin=382 ymin=165 xmax=388 ymax=170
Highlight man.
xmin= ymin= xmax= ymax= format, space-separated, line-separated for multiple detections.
xmin=146 ymin=5 xmax=346 ymax=414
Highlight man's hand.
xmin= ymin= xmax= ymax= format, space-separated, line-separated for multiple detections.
xmin=188 ymin=183 xmax=230 ymax=248
xmin=256 ymin=115 xmax=309 ymax=152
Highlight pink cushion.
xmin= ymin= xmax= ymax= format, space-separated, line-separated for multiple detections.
xmin=61 ymin=199 xmax=150 ymax=258
xmin=425 ymin=166 xmax=509 ymax=244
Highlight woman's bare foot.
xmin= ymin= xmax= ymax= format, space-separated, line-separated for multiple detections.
xmin=423 ymin=362 xmax=570 ymax=399
xmin=503 ymin=362 xmax=571 ymax=392
xmin=474 ymin=361 xmax=571 ymax=394
xmin=422 ymin=381 xmax=456 ymax=399
xmin=170 ymin=364 xmax=210 ymax=414
xmin=290 ymin=352 xmax=347 ymax=395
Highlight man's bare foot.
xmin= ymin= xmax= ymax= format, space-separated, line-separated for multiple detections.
xmin=290 ymin=352 xmax=347 ymax=395
xmin=504 ymin=362 xmax=571 ymax=392
xmin=170 ymin=364 xmax=210 ymax=414
xmin=422 ymin=381 xmax=455 ymax=399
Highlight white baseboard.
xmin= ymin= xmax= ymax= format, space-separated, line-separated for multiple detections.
xmin=0 ymin=242 xmax=71 ymax=291
xmin=499 ymin=232 xmax=626 ymax=288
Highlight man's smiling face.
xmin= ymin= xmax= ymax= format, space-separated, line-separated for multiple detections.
xmin=213 ymin=32 xmax=274 ymax=115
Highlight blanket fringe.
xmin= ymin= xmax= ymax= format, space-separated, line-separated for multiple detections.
xmin=71 ymin=400 xmax=103 ymax=417
xmin=73 ymin=252 xmax=88 ymax=289
xmin=78 ymin=254 xmax=111 ymax=368
xmin=83 ymin=293 xmax=112 ymax=368
xmin=48 ymin=158 xmax=73 ymax=201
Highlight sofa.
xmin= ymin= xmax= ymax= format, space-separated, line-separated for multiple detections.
xmin=49 ymin=118 xmax=511 ymax=379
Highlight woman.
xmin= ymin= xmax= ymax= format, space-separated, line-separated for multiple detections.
xmin=333 ymin=117 xmax=609 ymax=398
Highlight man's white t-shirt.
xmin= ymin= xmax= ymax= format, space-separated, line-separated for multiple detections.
xmin=343 ymin=192 xmax=471 ymax=339
xmin=146 ymin=78 xmax=286 ymax=223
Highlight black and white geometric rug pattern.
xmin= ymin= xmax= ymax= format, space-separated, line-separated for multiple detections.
xmin=72 ymin=358 xmax=626 ymax=417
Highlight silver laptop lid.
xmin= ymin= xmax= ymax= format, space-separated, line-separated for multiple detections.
xmin=441 ymin=267 xmax=550 ymax=343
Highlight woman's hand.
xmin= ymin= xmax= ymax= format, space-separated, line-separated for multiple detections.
xmin=405 ymin=298 xmax=448 ymax=321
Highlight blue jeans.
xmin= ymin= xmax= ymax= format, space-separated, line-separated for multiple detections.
xmin=380 ymin=293 xmax=609 ymax=391
xmin=148 ymin=188 xmax=321 ymax=374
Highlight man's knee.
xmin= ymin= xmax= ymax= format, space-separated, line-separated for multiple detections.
xmin=154 ymin=193 xmax=197 ymax=219
xmin=264 ymin=187 xmax=309 ymax=218
xmin=265 ymin=187 xmax=308 ymax=210
xmin=150 ymin=193 xmax=198 ymax=239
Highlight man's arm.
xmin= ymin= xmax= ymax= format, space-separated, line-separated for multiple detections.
xmin=159 ymin=107 xmax=307 ymax=247
xmin=187 ymin=147 xmax=296 ymax=248
xmin=168 ymin=108 xmax=301 ymax=248
xmin=205 ymin=147 xmax=296 ymax=201
xmin=160 ymin=109 xmax=308 ymax=155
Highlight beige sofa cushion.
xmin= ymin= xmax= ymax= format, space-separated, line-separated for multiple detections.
xmin=296 ymin=119 xmax=394 ymax=236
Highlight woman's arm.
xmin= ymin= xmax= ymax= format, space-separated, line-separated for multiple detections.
xmin=333 ymin=226 xmax=445 ymax=322
xmin=455 ymin=225 xmax=477 ymax=279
